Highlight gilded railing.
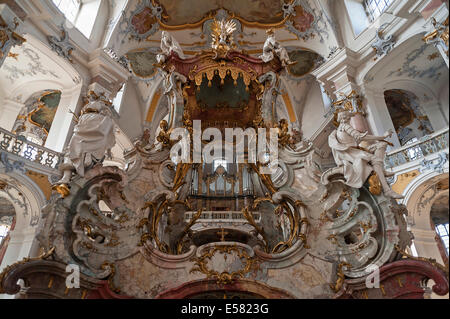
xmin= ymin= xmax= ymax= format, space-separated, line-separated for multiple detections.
xmin=385 ymin=128 xmax=449 ymax=169
xmin=0 ymin=127 xmax=63 ymax=170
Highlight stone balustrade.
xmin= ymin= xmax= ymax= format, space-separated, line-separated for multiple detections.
xmin=0 ymin=127 xmax=63 ymax=172
xmin=385 ymin=128 xmax=449 ymax=170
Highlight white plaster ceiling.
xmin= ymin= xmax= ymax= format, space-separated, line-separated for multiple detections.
xmin=0 ymin=35 xmax=79 ymax=102
xmin=364 ymin=34 xmax=449 ymax=100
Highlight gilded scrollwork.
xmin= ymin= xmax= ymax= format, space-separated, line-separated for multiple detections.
xmin=189 ymin=244 xmax=257 ymax=285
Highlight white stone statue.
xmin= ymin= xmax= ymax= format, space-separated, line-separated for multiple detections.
xmin=259 ymin=29 xmax=295 ymax=67
xmin=156 ymin=31 xmax=185 ymax=63
xmin=327 ymin=110 xmax=402 ymax=199
xmin=55 ymin=92 xmax=116 ymax=185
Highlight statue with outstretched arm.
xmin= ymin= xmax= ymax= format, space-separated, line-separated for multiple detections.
xmin=328 ymin=110 xmax=402 ymax=199
xmin=55 ymin=92 xmax=116 ymax=187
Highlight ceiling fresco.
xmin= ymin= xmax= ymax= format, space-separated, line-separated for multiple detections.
xmin=158 ymin=0 xmax=286 ymax=26
xmin=286 ymin=49 xmax=323 ymax=77
xmin=122 ymin=0 xmax=330 ymax=43
xmin=126 ymin=50 xmax=158 ymax=78
xmin=29 ymin=90 xmax=62 ymax=133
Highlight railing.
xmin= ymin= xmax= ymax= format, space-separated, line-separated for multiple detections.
xmin=0 ymin=127 xmax=63 ymax=170
xmin=185 ymin=211 xmax=261 ymax=223
xmin=385 ymin=128 xmax=449 ymax=169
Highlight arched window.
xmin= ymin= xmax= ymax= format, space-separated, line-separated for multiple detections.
xmin=364 ymin=0 xmax=394 ymax=21
xmin=0 ymin=198 xmax=15 ymax=265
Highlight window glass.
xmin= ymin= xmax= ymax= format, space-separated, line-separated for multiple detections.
xmin=436 ymin=223 xmax=449 ymax=255
xmin=52 ymin=0 xmax=81 ymax=24
xmin=364 ymin=0 xmax=394 ymax=21
xmin=0 ymin=224 xmax=10 ymax=246
xmin=52 ymin=0 xmax=100 ymax=38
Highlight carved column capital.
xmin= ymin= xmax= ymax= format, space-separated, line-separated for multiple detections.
xmin=0 ymin=4 xmax=25 ymax=67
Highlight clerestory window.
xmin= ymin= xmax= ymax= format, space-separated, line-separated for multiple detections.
xmin=52 ymin=0 xmax=101 ymax=39
xmin=52 ymin=0 xmax=81 ymax=24
xmin=364 ymin=0 xmax=394 ymax=21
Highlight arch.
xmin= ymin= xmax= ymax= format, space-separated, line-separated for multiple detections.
xmin=380 ymin=79 xmax=447 ymax=132
xmin=403 ymin=169 xmax=449 ymax=212
xmin=403 ymin=171 xmax=449 ymax=266
xmin=383 ymin=88 xmax=434 ymax=145
xmin=382 ymin=79 xmax=439 ymax=103
xmin=0 ymin=172 xmax=47 ymax=272
xmin=359 ymin=31 xmax=433 ymax=87
xmin=0 ymin=33 xmax=82 ymax=99
xmin=155 ymin=278 xmax=296 ymax=299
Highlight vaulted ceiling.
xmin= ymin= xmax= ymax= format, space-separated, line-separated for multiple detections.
xmin=105 ymin=0 xmax=339 ymax=127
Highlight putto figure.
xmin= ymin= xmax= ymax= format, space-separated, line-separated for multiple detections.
xmin=327 ymin=110 xmax=402 ymax=199
xmin=54 ymin=91 xmax=116 ymax=190
xmin=259 ymin=29 xmax=295 ymax=67
xmin=157 ymin=31 xmax=185 ymax=63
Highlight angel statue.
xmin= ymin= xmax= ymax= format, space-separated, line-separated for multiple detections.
xmin=53 ymin=91 xmax=116 ymax=193
xmin=259 ymin=29 xmax=295 ymax=67
xmin=325 ymin=110 xmax=402 ymax=199
xmin=156 ymin=31 xmax=185 ymax=63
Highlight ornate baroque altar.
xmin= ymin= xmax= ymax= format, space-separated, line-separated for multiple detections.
xmin=0 ymin=22 xmax=448 ymax=299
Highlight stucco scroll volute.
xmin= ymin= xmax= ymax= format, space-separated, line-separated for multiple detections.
xmin=371 ymin=23 xmax=396 ymax=60
xmin=47 ymin=24 xmax=75 ymax=63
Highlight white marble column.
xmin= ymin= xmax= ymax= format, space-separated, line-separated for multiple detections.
xmin=411 ymin=228 xmax=445 ymax=265
xmin=44 ymin=85 xmax=82 ymax=152
xmin=0 ymin=98 xmax=24 ymax=131
xmin=363 ymin=87 xmax=401 ymax=149
xmin=422 ymin=101 xmax=449 ymax=131
xmin=0 ymin=227 xmax=36 ymax=272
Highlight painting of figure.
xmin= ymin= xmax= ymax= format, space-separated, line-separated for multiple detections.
xmin=158 ymin=0 xmax=285 ymax=26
